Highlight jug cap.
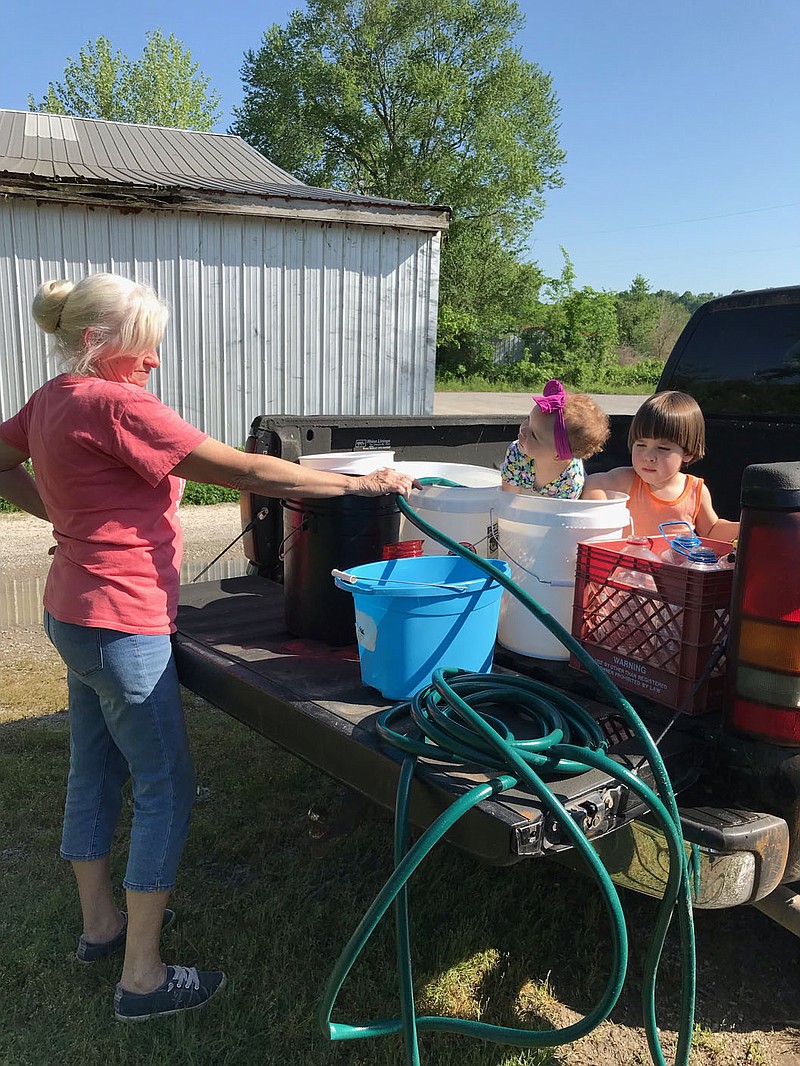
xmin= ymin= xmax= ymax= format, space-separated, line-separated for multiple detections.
xmin=686 ymin=547 xmax=718 ymax=563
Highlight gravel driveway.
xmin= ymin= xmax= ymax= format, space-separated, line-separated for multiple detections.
xmin=1 ymin=503 xmax=243 ymax=657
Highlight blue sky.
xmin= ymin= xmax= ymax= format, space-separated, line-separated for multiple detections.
xmin=2 ymin=0 xmax=798 ymax=296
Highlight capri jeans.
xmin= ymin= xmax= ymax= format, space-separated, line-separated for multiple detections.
xmin=44 ymin=610 xmax=195 ymax=892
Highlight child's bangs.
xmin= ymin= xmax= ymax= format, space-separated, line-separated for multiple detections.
xmin=628 ymin=394 xmax=705 ymax=458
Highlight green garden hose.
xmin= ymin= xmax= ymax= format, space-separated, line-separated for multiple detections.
xmin=319 ymin=491 xmax=696 ymax=1066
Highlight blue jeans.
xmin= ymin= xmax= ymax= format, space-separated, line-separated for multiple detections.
xmin=44 ymin=611 xmax=195 ymax=892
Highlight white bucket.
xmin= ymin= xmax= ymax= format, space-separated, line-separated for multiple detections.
xmin=298 ymin=450 xmax=395 ymax=473
xmin=496 ymin=491 xmax=630 ymax=660
xmin=393 ymin=462 xmax=502 ymax=557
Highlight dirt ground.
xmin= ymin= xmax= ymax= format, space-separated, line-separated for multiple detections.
xmin=3 ymin=503 xmax=800 ymax=1064
xmin=0 ymin=502 xmax=242 ymax=659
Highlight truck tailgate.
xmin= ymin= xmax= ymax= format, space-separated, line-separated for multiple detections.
xmin=173 ymin=575 xmax=702 ymax=866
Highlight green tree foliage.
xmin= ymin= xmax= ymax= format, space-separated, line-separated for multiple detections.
xmin=436 ymin=218 xmax=544 ymax=364
xmin=525 ymin=253 xmax=620 ymax=388
xmin=648 ymin=296 xmax=691 ymax=360
xmin=233 ymin=0 xmax=564 ymax=357
xmin=616 ymin=274 xmax=660 ymax=355
xmin=617 ymin=277 xmax=714 ymax=361
xmin=28 ymin=30 xmax=222 ymax=130
xmin=667 ymin=289 xmax=722 ymax=315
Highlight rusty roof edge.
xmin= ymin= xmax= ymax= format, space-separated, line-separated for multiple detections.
xmin=0 ymin=175 xmax=452 ymax=229
xmin=0 ymin=171 xmax=452 ymax=221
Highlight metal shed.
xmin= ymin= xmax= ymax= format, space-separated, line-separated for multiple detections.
xmin=0 ymin=110 xmax=449 ymax=442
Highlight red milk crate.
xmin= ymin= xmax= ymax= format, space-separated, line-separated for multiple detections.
xmin=570 ymin=536 xmax=735 ymax=714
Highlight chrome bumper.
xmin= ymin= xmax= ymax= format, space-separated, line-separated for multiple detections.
xmin=557 ymin=810 xmax=789 ymax=909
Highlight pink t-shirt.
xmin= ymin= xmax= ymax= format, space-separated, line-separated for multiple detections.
xmin=0 ymin=374 xmax=207 ymax=634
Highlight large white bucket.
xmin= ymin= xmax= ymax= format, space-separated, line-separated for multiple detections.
xmin=393 ymin=462 xmax=502 ymax=558
xmin=298 ymin=450 xmax=395 ymax=473
xmin=496 ymin=491 xmax=630 ymax=660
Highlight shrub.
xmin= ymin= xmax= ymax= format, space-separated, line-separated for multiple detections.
xmin=181 ymin=481 xmax=239 ymax=505
xmin=435 ymin=352 xmax=663 ymax=394
xmin=0 ymin=461 xmax=238 ymax=514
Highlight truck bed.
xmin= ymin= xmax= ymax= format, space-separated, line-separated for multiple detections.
xmin=173 ymin=575 xmax=702 ymax=866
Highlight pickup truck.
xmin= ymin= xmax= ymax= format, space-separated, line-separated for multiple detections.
xmin=173 ymin=285 xmax=800 ymax=924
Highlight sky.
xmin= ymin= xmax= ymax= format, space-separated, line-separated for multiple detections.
xmin=2 ymin=0 xmax=799 ymax=297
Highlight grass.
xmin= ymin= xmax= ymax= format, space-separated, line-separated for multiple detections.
xmin=0 ymin=661 xmax=600 ymax=1066
xmin=0 ymin=659 xmax=780 ymax=1066
xmin=434 ymin=376 xmax=653 ymax=396
xmin=0 ymin=480 xmax=238 ymax=514
xmin=0 ymin=678 xmax=573 ymax=1066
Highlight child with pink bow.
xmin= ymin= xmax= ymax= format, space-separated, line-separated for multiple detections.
xmin=500 ymin=380 xmax=610 ymax=497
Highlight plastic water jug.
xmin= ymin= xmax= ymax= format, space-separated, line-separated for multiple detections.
xmin=683 ymin=549 xmax=723 ymax=571
xmin=615 ymin=535 xmax=661 ymax=590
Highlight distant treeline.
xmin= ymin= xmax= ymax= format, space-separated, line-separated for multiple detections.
xmin=436 ymin=268 xmax=725 ymax=394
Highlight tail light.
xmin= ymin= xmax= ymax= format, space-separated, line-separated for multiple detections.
xmin=725 ymin=462 xmax=800 ymax=744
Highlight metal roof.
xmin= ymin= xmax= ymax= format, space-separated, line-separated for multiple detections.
xmin=0 ymin=110 xmax=449 ymax=224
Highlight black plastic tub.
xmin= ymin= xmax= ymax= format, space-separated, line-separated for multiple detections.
xmin=281 ymin=495 xmax=401 ymax=644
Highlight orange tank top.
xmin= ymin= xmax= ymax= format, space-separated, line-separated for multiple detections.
xmin=627 ymin=473 xmax=704 ymax=537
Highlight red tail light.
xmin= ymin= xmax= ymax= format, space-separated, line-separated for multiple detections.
xmin=726 ymin=463 xmax=800 ymax=745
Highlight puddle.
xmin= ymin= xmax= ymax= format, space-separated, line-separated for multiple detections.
xmin=0 ymin=555 xmax=249 ymax=630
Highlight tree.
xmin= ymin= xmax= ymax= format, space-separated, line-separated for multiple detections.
xmin=527 ymin=253 xmax=620 ymax=387
xmin=672 ymin=290 xmax=721 ymax=315
xmin=616 ymin=274 xmax=661 ymax=356
xmin=233 ymin=0 xmax=564 ymax=353
xmin=437 ymin=218 xmax=544 ymax=353
xmin=649 ymin=297 xmax=690 ymax=361
xmin=28 ymin=30 xmax=222 ymax=131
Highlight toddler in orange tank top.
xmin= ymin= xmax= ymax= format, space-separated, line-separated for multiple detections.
xmin=581 ymin=391 xmax=739 ymax=540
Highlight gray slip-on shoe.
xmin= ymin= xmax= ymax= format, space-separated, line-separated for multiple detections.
xmin=114 ymin=965 xmax=227 ymax=1021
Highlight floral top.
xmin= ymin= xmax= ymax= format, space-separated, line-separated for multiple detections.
xmin=500 ymin=441 xmax=585 ymax=498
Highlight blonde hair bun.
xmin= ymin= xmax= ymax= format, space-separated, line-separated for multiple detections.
xmin=31 ymin=273 xmax=168 ymax=376
xmin=32 ymin=280 xmax=75 ymax=334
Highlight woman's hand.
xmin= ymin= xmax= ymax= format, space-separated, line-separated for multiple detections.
xmin=173 ymin=439 xmax=422 ymax=500
xmin=352 ymin=468 xmax=420 ymax=498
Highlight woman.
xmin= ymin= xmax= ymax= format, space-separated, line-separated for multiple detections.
xmin=0 ymin=274 xmax=416 ymax=1022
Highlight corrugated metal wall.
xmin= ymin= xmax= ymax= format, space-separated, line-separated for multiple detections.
xmin=0 ymin=198 xmax=441 ymax=442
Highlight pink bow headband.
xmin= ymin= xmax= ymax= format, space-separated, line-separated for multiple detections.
xmin=532 ymin=379 xmax=571 ymax=460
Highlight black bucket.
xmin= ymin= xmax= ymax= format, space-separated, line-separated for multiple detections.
xmin=281 ymin=495 xmax=401 ymax=644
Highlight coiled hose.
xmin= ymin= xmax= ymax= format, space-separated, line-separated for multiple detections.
xmin=319 ymin=491 xmax=696 ymax=1066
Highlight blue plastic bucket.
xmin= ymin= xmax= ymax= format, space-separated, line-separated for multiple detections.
xmin=334 ymin=555 xmax=511 ymax=699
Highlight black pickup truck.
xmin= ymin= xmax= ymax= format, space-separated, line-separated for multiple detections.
xmin=173 ymin=285 xmax=800 ymax=921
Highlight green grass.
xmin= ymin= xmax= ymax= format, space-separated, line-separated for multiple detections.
xmin=180 ymin=482 xmax=239 ymax=505
xmin=0 ymin=479 xmax=237 ymax=514
xmin=433 ymin=353 xmax=665 ymax=395
xmin=434 ymin=376 xmax=653 ymax=395
xmin=0 ymin=691 xmax=583 ymax=1066
xmin=0 ymin=673 xmax=770 ymax=1066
